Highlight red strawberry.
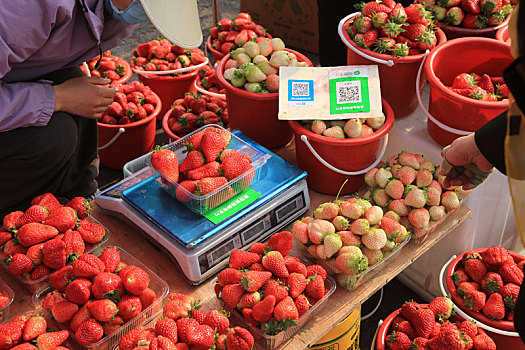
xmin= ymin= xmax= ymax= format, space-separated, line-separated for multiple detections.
xmin=306 ymin=265 xmax=328 ymax=281
xmin=362 ymin=1 xmax=392 ymax=17
xmin=458 ymin=320 xmax=478 ymax=339
xmin=240 ymin=270 xmax=272 ymax=292
xmin=229 ymin=249 xmax=261 ymax=269
xmin=287 ymin=273 xmax=307 ymax=299
xmin=187 ymin=161 xmax=222 ymax=180
xmin=482 ymin=292 xmax=505 ymax=320
xmin=427 ymin=329 xmax=469 ymax=349
xmin=72 ymin=254 xmax=105 ymax=278
xmin=43 ymin=206 xmax=77 ymax=232
xmin=306 ymin=274 xmax=325 ymax=300
xmin=42 ymin=238 xmax=66 ymax=270
xmin=395 ymin=320 xmax=418 ymax=340
xmin=457 ymin=281 xmax=480 ymax=297
xmin=179 ymin=150 xmax=205 ymax=173
xmin=249 ymin=242 xmax=268 ymax=256
xmin=0 ymin=231 xmax=12 ymax=246
xmin=118 ymin=295 xmax=143 ymax=320
xmin=36 ymin=330 xmax=69 ymax=350
xmin=473 ymin=333 xmax=496 ymax=350
xmin=23 ymin=315 xmax=47 ymax=341
xmin=428 ymin=296 xmax=455 ymax=321
xmin=7 ymin=253 xmax=34 ymax=275
xmin=478 ymin=74 xmax=495 ymax=93
xmin=49 ymin=265 xmax=74 ymax=292
xmin=203 ymin=309 xmax=230 ymax=335
xmin=176 ymin=317 xmax=199 ymax=344
xmin=482 ymin=247 xmax=510 ymax=266
xmin=138 ymin=288 xmax=156 ymax=308
xmin=30 ymin=264 xmax=50 ymax=280
xmin=120 ymin=265 xmax=150 ymax=295
xmin=221 ymin=283 xmax=245 ymax=309
xmin=77 ymin=219 xmax=106 ymax=244
xmin=16 ymin=223 xmax=58 ymax=247
xmin=226 ymin=327 xmax=254 ymax=350
xmin=75 ymin=318 xmax=104 ymax=346
xmin=264 ymin=280 xmax=289 ymax=303
xmin=92 ymin=272 xmax=124 ymax=300
xmin=3 ymin=211 xmax=23 ymax=232
xmin=70 ymin=303 xmax=92 ymax=333
xmin=32 ymin=193 xmax=62 ymax=212
xmin=175 ymin=180 xmax=199 ymax=202
xmin=200 ymin=130 xmax=229 ymax=162
xmin=221 ymin=156 xmax=253 ymax=182
xmin=463 ymin=290 xmax=486 ymax=311
xmin=286 ymin=261 xmax=307 ymax=277
xmin=26 ymin=243 xmax=44 ymax=265
xmin=268 ymin=231 xmax=294 ymax=257
xmin=151 ymin=147 xmax=179 ymax=183
xmin=462 ymin=0 xmax=481 ymax=13
xmin=363 ymin=29 xmax=379 ymax=48
xmin=480 ymin=272 xmax=503 ymax=294
xmin=3 ymin=239 xmax=27 ymax=256
xmin=52 ymin=300 xmax=79 ymax=323
xmin=498 ymin=84 xmax=510 ymax=99
xmin=88 ymin=299 xmax=119 ymax=322
xmin=251 ymin=295 xmax=276 ymax=323
xmin=66 ymin=278 xmax=92 ymax=304
xmin=196 ymin=177 xmax=228 ymax=195
xmin=464 ymin=257 xmax=487 ymax=282
xmin=155 ymin=318 xmax=178 ymax=344
xmin=218 ymin=268 xmax=242 ymax=287
xmin=500 ymin=283 xmax=520 ymax=310
xmin=405 ymin=4 xmax=427 ymax=23
xmin=262 ymin=250 xmax=289 ymax=278
xmin=15 ymin=205 xmax=49 ymax=228
xmin=294 ymin=294 xmax=311 ymax=317
xmin=99 ymin=247 xmax=121 ymax=273
xmin=452 ymin=73 xmax=478 ymax=89
xmin=63 ymin=230 xmax=85 ymax=259
xmin=119 ymin=326 xmax=145 ymax=350
xmin=386 ymin=331 xmax=412 ymax=349
xmin=498 ymin=263 xmax=524 ymax=285
xmin=273 ymin=295 xmax=299 ymax=321
xmin=452 ymin=268 xmax=470 ymax=286
xmin=190 ymin=98 xmax=207 ymax=115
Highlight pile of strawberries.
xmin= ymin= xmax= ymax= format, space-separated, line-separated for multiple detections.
xmin=363 ymin=151 xmax=469 ymax=242
xmin=0 ymin=314 xmax=71 ymax=350
xmin=450 ymin=247 xmax=523 ymax=322
xmin=447 ymin=73 xmax=509 ymax=102
xmin=209 ymin=12 xmax=271 ymax=57
xmin=99 ymin=81 xmax=159 ymax=125
xmin=293 ymin=197 xmax=410 ymax=291
xmin=131 ymin=38 xmax=207 ymax=74
xmin=40 ymin=247 xmax=159 ymax=346
xmin=166 ymin=93 xmax=228 ymax=136
xmin=196 ymin=65 xmax=226 ymax=96
xmin=214 ymin=231 xmax=330 ymax=336
xmin=81 ymin=50 xmax=129 ymax=84
xmin=0 ymin=289 xmax=10 ymax=310
xmin=300 ymin=115 xmax=386 ymax=140
xmin=119 ymin=292 xmax=254 ymax=350
xmin=222 ymin=37 xmax=308 ymax=93
xmin=151 ymin=127 xmax=255 ymax=207
xmin=385 ymin=297 xmax=497 ymax=349
xmin=346 ymin=1 xmax=438 ymax=57
xmin=428 ymin=0 xmax=513 ymax=29
xmin=0 ymin=193 xmax=106 ymax=282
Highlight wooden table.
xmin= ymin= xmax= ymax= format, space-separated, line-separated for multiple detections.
xmin=5 ymin=142 xmax=472 ymax=349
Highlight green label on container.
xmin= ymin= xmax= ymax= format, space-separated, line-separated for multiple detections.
xmin=204 ymin=188 xmax=261 ymax=224
xmin=329 ymin=76 xmax=370 ymax=115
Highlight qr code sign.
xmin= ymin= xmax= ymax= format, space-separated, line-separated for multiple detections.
xmin=291 ymin=81 xmax=310 ymax=97
xmin=336 ymin=80 xmax=362 ymax=104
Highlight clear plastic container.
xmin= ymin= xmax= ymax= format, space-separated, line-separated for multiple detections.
xmin=209 ymin=271 xmax=336 ymax=349
xmin=146 ymin=124 xmax=270 ymax=215
xmin=0 ymin=216 xmax=110 ymax=292
xmin=33 ymin=246 xmax=169 ymax=350
xmin=0 ymin=278 xmax=14 ymax=324
xmin=296 ymin=235 xmax=411 ymax=291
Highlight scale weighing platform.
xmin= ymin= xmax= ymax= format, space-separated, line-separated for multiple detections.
xmin=95 ymin=132 xmax=310 ymax=285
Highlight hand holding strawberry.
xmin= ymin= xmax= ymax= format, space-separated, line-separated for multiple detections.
xmin=81 ymin=51 xmax=129 ymax=85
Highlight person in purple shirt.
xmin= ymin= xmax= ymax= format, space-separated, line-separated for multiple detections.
xmin=0 ymin=0 xmax=202 ymax=216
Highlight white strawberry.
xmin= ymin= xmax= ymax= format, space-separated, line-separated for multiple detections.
xmin=383 ymin=210 xmax=400 ymax=222
xmin=364 ymin=168 xmax=379 ymax=188
xmin=379 ymin=216 xmax=403 ymax=240
xmin=350 ymin=218 xmax=370 ymax=235
xmin=362 ymin=228 xmax=387 ymax=250
xmin=426 ymin=187 xmax=441 ymax=206
xmin=374 ymin=168 xmax=392 ymax=188
xmin=292 ymin=220 xmax=309 ymax=244
xmin=243 ymin=41 xmax=260 ymax=58
xmin=372 ymin=188 xmax=390 ymax=207
xmin=340 ymin=201 xmax=364 ymax=219
xmin=269 ymin=50 xmax=290 ymax=68
xmin=365 ymin=206 xmax=383 ymax=225
xmin=420 ymin=161 xmax=435 ymax=173
xmin=323 ymin=126 xmax=345 ymax=139
xmin=381 ymin=239 xmax=397 ymax=252
xmin=271 ymin=38 xmax=286 ymax=51
xmin=388 ymin=154 xmax=399 ymax=166
xmin=416 ymin=169 xmax=433 ymax=187
xmin=385 ymin=179 xmax=404 ymax=199
xmin=256 ymin=62 xmax=278 ymax=76
xmin=398 ymin=152 xmax=420 ymax=169
xmin=362 ymin=247 xmax=384 ymax=265
xmin=429 ymin=205 xmax=446 ymax=221
xmin=366 ymin=114 xmax=386 ymax=130
xmin=415 ymin=154 xmax=425 ymax=165
xmin=441 ymin=191 xmax=460 ymax=212
xmin=311 ymin=120 xmax=327 ymax=135
xmin=388 ymin=199 xmax=410 ymax=216
xmin=360 ymin=125 xmax=374 ymax=137
xmin=316 ymin=244 xmax=328 ymax=259
xmin=323 ymin=234 xmax=343 ymax=258
xmin=245 ymin=65 xmax=267 ymax=83
xmin=428 ymin=180 xmax=442 ymax=194
xmin=313 ymin=202 xmax=340 ymax=220
xmin=390 ymin=164 xmax=403 ymax=178
xmin=231 ymin=48 xmax=247 ymax=60
xmin=356 ymin=198 xmax=372 ymax=212
xmin=395 ymin=166 xmax=417 ymax=185
xmin=394 ymin=225 xmax=409 ymax=244
xmin=257 ymin=38 xmax=273 ymax=56
xmin=265 ymin=74 xmax=280 ymax=92
xmin=332 ymin=216 xmax=350 ymax=231
xmin=408 ymin=208 xmax=430 ymax=229
xmin=307 ymin=219 xmax=335 ymax=244
xmin=404 ymin=188 xmax=427 ymax=208
xmin=344 ymin=119 xmax=362 ymax=138
xmin=252 ymin=55 xmax=268 ymax=64
xmin=335 ymin=247 xmax=367 ymax=276
xmin=223 ymin=68 xmax=237 ymax=81
xmin=236 ymin=53 xmax=252 ymax=66
xmin=337 ymin=231 xmax=361 ymax=247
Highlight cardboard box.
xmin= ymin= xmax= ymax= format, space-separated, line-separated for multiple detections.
xmin=240 ymin=0 xmax=319 ymax=54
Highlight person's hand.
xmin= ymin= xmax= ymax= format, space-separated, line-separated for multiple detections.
xmin=54 ymin=76 xmax=116 ymax=119
xmin=440 ymin=133 xmax=494 ymax=190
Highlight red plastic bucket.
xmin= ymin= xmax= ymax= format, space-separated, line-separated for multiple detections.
xmin=288 ymin=98 xmax=394 ymax=195
xmin=376 ymin=303 xmax=498 ymax=350
xmin=161 ymin=108 xmax=180 ymax=142
xmin=496 ymin=26 xmax=511 ymax=44
xmin=80 ymin=56 xmax=132 ymax=86
xmin=206 ymin=36 xmax=225 ymax=63
xmin=338 ymin=12 xmax=447 ymax=118
xmin=440 ymin=249 xmax=524 ymax=349
xmin=97 ymin=92 xmax=162 ymax=169
xmin=216 ymin=49 xmax=313 ymax=149
xmin=419 ymin=37 xmax=512 ymax=147
xmin=437 ymin=18 xmax=509 ymax=40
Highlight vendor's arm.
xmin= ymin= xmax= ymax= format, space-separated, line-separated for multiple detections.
xmin=474 ymin=111 xmax=507 ymax=175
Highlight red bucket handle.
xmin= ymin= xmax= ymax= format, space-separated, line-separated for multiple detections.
xmin=299 ymin=134 xmax=389 ymax=176
xmin=193 ymin=79 xmax=226 ymax=99
xmin=338 ymin=12 xmax=395 ymax=68
xmin=439 ymin=255 xmax=521 ymax=337
xmin=415 ymin=51 xmax=472 ymax=137
xmin=98 ymin=127 xmax=126 ymax=150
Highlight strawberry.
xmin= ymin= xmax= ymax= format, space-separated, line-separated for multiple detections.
xmin=218 ymin=268 xmax=242 ymax=287
xmin=15 ymin=205 xmax=49 ymax=228
xmin=36 ymin=330 xmax=69 ymax=350
xmin=32 ymin=193 xmax=62 ymax=212
xmin=190 ymin=98 xmax=207 ymax=115
xmin=463 ymin=290 xmax=486 ymax=311
xmin=70 ymin=303 xmax=92 ymax=333
xmin=452 ymin=73 xmax=478 ymax=90
xmin=264 ymin=280 xmax=289 ymax=303
xmin=395 ymin=320 xmax=418 ymax=340
xmin=66 ymin=278 xmax=92 ymax=304
xmin=179 ymin=150 xmax=205 ymax=173
xmin=229 ymin=249 xmax=261 ymax=269
xmin=203 ymin=309 xmax=230 ymax=335
xmin=251 ymin=295 xmax=277 ymax=323
xmin=151 ymin=147 xmax=179 ymax=183
xmin=99 ymin=247 xmax=120 ymax=273
xmin=427 ymin=329 xmax=469 ymax=349
xmin=77 ymin=219 xmax=105 ymax=244
xmin=249 ymin=263 xmax=266 ymax=271
xmin=482 ymin=292 xmax=505 ymax=320
xmin=187 ymin=325 xmax=216 ymax=350
xmin=155 ymin=318 xmax=178 ymax=344
xmin=138 ymin=288 xmax=156 ymax=309
xmin=457 ymin=281 xmax=480 ymax=297
xmin=498 ymin=263 xmax=523 ymax=284
xmin=458 ymin=320 xmax=478 ymax=339
xmin=391 ymin=3 xmax=408 ymax=22
xmin=482 ymin=246 xmax=510 ymax=266
xmin=268 ymin=231 xmax=293 ymax=257
xmin=221 ymin=156 xmax=253 ymax=182
xmin=176 ymin=317 xmax=199 ymax=344
xmin=187 ymin=161 xmax=221 ymax=180
xmin=118 ymin=295 xmax=143 ymax=320
xmin=102 ymin=315 xmax=124 ymax=336
xmin=262 ymin=250 xmax=289 ymax=278
xmin=16 ymin=222 xmax=58 ymax=247
xmin=196 ymin=177 xmax=228 ymax=195
xmin=226 ymin=327 xmax=254 ymax=350
xmin=72 ymin=254 xmax=105 ymax=278
xmin=62 ymin=230 xmax=84 ymax=260
xmin=0 ymin=231 xmax=12 ymax=246
xmin=498 ymin=84 xmax=510 ymax=99
xmin=6 ymin=253 xmax=34 ymax=275
xmin=411 ymin=308 xmax=435 ymax=338
xmin=273 ymin=296 xmax=299 ymax=321
xmin=287 ymin=261 xmax=308 ymax=277
xmin=49 ymin=265 xmax=74 ymax=292
xmin=404 ymin=188 xmax=427 ymax=208
xmin=52 ymin=300 xmax=79 ymax=323
xmin=478 ymin=74 xmax=495 ymax=93
xmin=30 ymin=264 xmax=50 ymax=280
xmin=41 ymin=237 xmax=66 ymax=269
xmin=294 ymin=294 xmax=311 ymax=317
xmin=3 ymin=211 xmax=23 ymax=232
xmin=429 ymin=297 xmax=455 ymax=321
xmin=175 ymin=180 xmax=199 ymax=201
xmin=405 ymin=4 xmax=427 ymax=23
xmin=386 ymin=331 xmax=412 ymax=349
xmin=250 ymin=242 xmax=268 ymax=256
xmin=363 ymin=29 xmax=379 ymax=48
xmin=286 ymin=273 xmax=307 ymax=299
xmin=452 ymin=268 xmax=470 ymax=286
xmin=120 ymin=265 xmax=150 ymax=295
xmin=22 ymin=315 xmax=47 ymax=341
xmin=500 ymin=283 xmax=520 ymax=310
xmin=92 ymin=272 xmax=124 ymax=301
xmin=26 ymin=243 xmax=44 ymax=265
xmin=408 ymin=208 xmax=430 ymax=229
xmin=480 ymin=272 xmax=503 ymax=294
xmin=201 ymin=129 xmax=230 ymax=162
xmin=43 ymin=206 xmax=77 ymax=232
xmin=473 ymin=333 xmax=496 ymax=350
xmin=362 ymin=1 xmax=392 ymax=17
xmin=306 ymin=274 xmax=325 ymax=300
xmin=462 ymin=0 xmax=481 ymax=13
xmin=240 ymin=270 xmax=272 ymax=292
xmin=221 ymin=283 xmax=245 ymax=309
xmin=88 ymin=299 xmax=118 ymax=322
xmin=119 ymin=326 xmax=146 ymax=350
xmin=75 ymin=318 xmax=104 ymax=346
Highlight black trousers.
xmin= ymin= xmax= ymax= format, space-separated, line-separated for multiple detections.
xmin=0 ymin=67 xmax=98 ymax=217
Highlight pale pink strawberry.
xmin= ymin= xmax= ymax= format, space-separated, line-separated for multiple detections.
xmin=390 ymin=164 xmax=403 ymax=178
xmin=337 ymin=231 xmax=361 ymax=247
xmin=291 ymin=220 xmax=309 ymax=244
xmin=323 ymin=126 xmax=345 ymax=139
xmin=385 ymin=179 xmax=404 ymax=200
xmin=310 ymin=120 xmax=327 ymax=135
xmin=429 ymin=206 xmax=446 ymax=221
xmin=308 ymin=220 xmax=335 ymax=244
xmin=388 ymin=199 xmax=410 ymax=216
xmin=344 ymin=119 xmax=362 ymax=138
xmin=350 ymin=218 xmax=370 ymax=235
xmin=394 ymin=225 xmax=409 ymax=244
xmin=395 ymin=166 xmax=417 ymax=185
xmin=340 ymin=201 xmax=364 ymax=219
xmin=307 ymin=245 xmax=318 ymax=259
xmin=420 ymin=161 xmax=435 ymax=173
xmin=265 ymin=74 xmax=280 ymax=92
xmin=415 ymin=154 xmax=425 ymax=165
xmin=360 ymin=125 xmax=374 ymax=137
xmin=313 ymin=202 xmax=340 ymax=221
xmin=404 ymin=188 xmax=427 ymax=208
xmin=426 ymin=187 xmax=441 ymax=206
xmin=315 ymin=245 xmax=328 ymax=259
xmin=374 ymin=168 xmax=393 ymax=188
xmin=364 ymin=168 xmax=379 ymax=188
xmin=332 ymin=216 xmax=349 ymax=231
xmin=441 ymin=191 xmax=460 ymax=212
xmin=362 ymin=247 xmax=384 ymax=265
xmin=408 ymin=208 xmax=430 ymax=229
xmin=323 ymin=234 xmax=343 ymax=258
xmin=380 ymin=217 xmax=403 ymax=240
xmin=383 ymin=211 xmax=400 ymax=222
xmin=416 ymin=170 xmax=433 ymax=187
xmin=362 ymin=228 xmax=387 ymax=250
xmin=371 ymin=188 xmax=390 ymax=207
xmin=428 ymin=180 xmax=442 ymax=193
xmin=398 ymin=152 xmax=420 ymax=169
xmin=365 ymin=206 xmax=383 ymax=225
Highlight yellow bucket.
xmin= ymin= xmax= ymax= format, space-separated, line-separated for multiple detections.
xmin=310 ymin=305 xmax=361 ymax=350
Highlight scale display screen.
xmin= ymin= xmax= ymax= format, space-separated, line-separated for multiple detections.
xmin=241 ymin=215 xmax=271 ymax=245
xmin=276 ymin=192 xmax=305 ymax=223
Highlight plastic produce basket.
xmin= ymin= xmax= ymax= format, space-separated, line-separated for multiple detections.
xmin=0 ymin=278 xmax=14 ymax=324
xmin=210 ymin=267 xmax=336 ymax=349
xmin=0 ymin=216 xmax=110 ymax=292
xmin=297 ymin=236 xmax=410 ymax=291
xmin=146 ymin=124 xmax=270 ymax=215
xmin=33 ymin=246 xmax=169 ymax=350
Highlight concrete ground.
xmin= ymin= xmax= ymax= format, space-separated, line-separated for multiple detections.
xmin=102 ymin=2 xmax=422 ymax=349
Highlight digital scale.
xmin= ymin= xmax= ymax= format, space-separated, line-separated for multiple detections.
xmin=95 ymin=132 xmax=310 ymax=285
